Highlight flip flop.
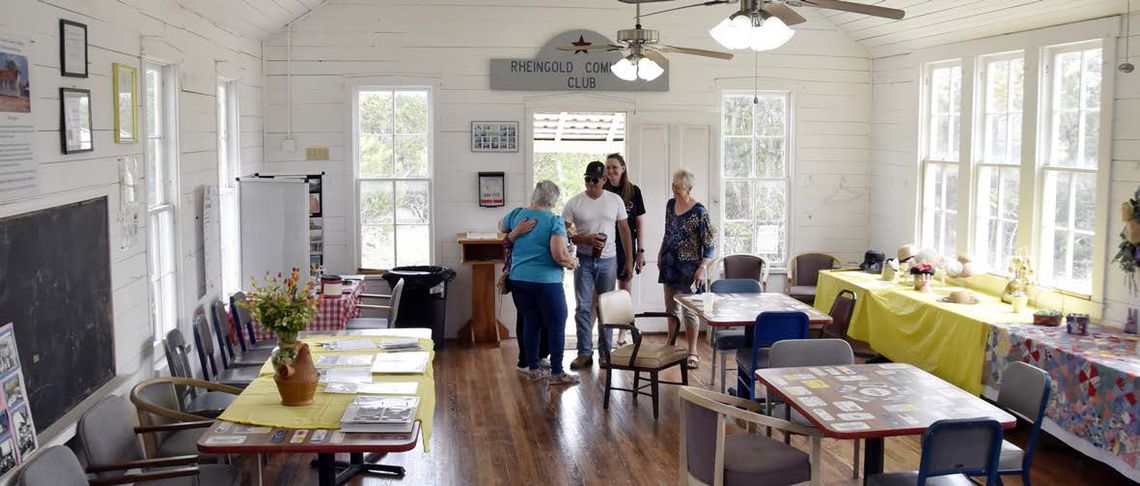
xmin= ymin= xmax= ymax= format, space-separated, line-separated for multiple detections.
xmin=686 ymin=354 xmax=700 ymax=370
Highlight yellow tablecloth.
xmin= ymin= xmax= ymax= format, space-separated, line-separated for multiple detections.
xmin=814 ymin=270 xmax=1035 ymax=395
xmin=218 ymin=335 xmax=435 ymax=451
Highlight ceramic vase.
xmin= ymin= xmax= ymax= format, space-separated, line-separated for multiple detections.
xmin=272 ymin=337 xmax=318 ymax=406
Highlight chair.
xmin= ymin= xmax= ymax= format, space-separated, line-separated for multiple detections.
xmin=131 ymin=377 xmax=241 ymax=458
xmin=818 ymin=289 xmax=878 ymax=359
xmin=163 ymin=329 xmax=237 ymax=418
xmin=77 ymin=395 xmax=238 ymax=485
xmin=867 ymin=418 xmax=1004 ymax=486
xmin=597 ymin=289 xmax=688 ymax=419
xmin=991 ymin=362 xmax=1052 ymax=486
xmin=679 ymin=386 xmax=822 ymax=486
xmin=18 ymin=444 xmax=201 ymax=486
xmin=786 ymin=253 xmax=842 ymax=305
xmin=347 ymin=278 xmax=405 ymax=330
xmin=210 ymin=300 xmax=271 ymax=367
xmin=230 ymin=292 xmax=275 ymax=351
xmin=192 ymin=313 xmax=259 ymax=388
xmin=706 ymin=279 xmax=763 ymax=393
xmin=735 ymin=311 xmax=808 ymax=400
xmin=765 ymin=339 xmax=862 ymax=479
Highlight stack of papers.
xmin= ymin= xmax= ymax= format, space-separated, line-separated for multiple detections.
xmin=340 ymin=396 xmax=420 ymax=433
xmin=324 ymin=382 xmax=419 ymax=395
xmin=316 ymin=355 xmax=375 ymax=368
xmin=318 ymin=367 xmax=373 ymax=384
xmin=377 ymin=338 xmax=423 ymax=352
xmin=321 ymin=340 xmax=377 ymax=351
xmin=371 ymin=352 xmax=430 ymax=374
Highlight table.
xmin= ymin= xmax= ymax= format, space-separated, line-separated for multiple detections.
xmin=456 ymin=234 xmax=510 ymax=344
xmin=755 ymin=363 xmax=1015 ymax=480
xmin=200 ymin=328 xmax=435 ymax=486
xmin=254 ymin=279 xmax=366 ymax=341
xmin=813 ymin=270 xmax=1036 ymax=394
xmin=673 ymin=292 xmax=833 ymax=328
xmin=985 ymin=323 xmax=1140 ymax=482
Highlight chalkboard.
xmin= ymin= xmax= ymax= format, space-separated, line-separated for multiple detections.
xmin=0 ymin=197 xmax=115 ymax=433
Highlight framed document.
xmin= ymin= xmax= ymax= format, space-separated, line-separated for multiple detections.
xmin=60 ymin=88 xmax=93 ymax=154
xmin=112 ymin=63 xmax=138 ymax=143
xmin=478 ymin=172 xmax=505 ymax=208
xmin=471 ymin=121 xmax=518 ymax=152
xmin=59 ymin=20 xmax=88 ymax=78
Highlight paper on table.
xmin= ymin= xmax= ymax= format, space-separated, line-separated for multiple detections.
xmin=321 ymin=340 xmax=377 ymax=351
xmin=323 ymin=382 xmax=419 ymax=395
xmin=371 ymin=352 xmax=429 ymax=374
xmin=318 ymin=367 xmax=373 ymax=384
xmin=464 ymin=232 xmax=499 ymax=240
xmin=316 ymin=355 xmax=375 ymax=367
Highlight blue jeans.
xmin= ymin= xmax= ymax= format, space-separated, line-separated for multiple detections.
xmin=573 ymin=254 xmax=617 ymax=357
xmin=510 ymin=280 xmax=568 ymax=374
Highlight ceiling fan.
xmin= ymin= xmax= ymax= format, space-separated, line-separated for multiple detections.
xmin=557 ymin=2 xmax=733 ymax=81
xmin=618 ymin=0 xmax=906 ymax=21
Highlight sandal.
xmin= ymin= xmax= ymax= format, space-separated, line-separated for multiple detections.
xmin=686 ymin=354 xmax=700 ymax=370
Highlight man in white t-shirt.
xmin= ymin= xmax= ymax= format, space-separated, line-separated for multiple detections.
xmin=562 ymin=161 xmax=633 ymax=369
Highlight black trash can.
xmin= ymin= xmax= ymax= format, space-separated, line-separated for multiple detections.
xmin=382 ymin=265 xmax=456 ymax=349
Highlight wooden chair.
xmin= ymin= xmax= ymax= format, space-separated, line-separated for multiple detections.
xmin=210 ymin=299 xmax=271 ymax=367
xmin=705 ymin=254 xmax=769 ymax=291
xmin=679 ymin=386 xmax=822 ymax=486
xmin=597 ymin=289 xmax=688 ymax=419
xmin=18 ymin=444 xmax=200 ymax=486
xmin=131 ymin=377 xmax=241 ymax=458
xmin=192 ymin=313 xmax=259 ymax=388
xmin=163 ymin=328 xmax=237 ymax=418
xmin=819 ymin=289 xmax=877 ymax=359
xmin=229 ymin=291 xmax=275 ymax=351
xmin=786 ymin=252 xmax=842 ymax=305
xmin=347 ymin=278 xmax=405 ymax=330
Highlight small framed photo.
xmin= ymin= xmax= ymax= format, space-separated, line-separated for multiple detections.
xmin=60 ymin=87 xmax=93 ymax=154
xmin=478 ymin=171 xmax=505 ymax=208
xmin=471 ymin=121 xmax=518 ymax=152
xmin=113 ymin=63 xmax=138 ymax=143
xmin=59 ymin=19 xmax=88 ymax=78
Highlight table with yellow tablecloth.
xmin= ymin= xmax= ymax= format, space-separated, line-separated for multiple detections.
xmin=218 ymin=334 xmax=435 ymax=451
xmin=814 ymin=270 xmax=1035 ymax=395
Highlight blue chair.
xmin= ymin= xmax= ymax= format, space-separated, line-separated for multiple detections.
xmin=734 ymin=311 xmax=809 ymax=400
xmin=867 ymin=418 xmax=1004 ymax=486
xmin=707 ymin=279 xmax=762 ymax=393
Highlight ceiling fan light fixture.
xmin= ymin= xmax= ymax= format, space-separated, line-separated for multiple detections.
xmin=710 ymin=12 xmax=795 ymax=51
xmin=709 ymin=15 xmax=753 ymax=50
xmin=750 ymin=16 xmax=795 ymax=51
xmin=637 ymin=56 xmax=664 ymax=81
xmin=611 ymin=57 xmax=639 ymax=81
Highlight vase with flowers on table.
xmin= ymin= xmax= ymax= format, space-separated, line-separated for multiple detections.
xmin=238 ymin=267 xmax=320 ymax=406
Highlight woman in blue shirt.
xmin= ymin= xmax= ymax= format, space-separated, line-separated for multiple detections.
xmin=499 ymin=181 xmax=580 ymax=385
xmin=658 ymin=169 xmax=715 ymax=370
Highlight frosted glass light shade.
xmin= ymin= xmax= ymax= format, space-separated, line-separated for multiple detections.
xmin=709 ymin=16 xmax=753 ymax=50
xmin=709 ymin=14 xmax=795 ymax=52
xmin=637 ymin=57 xmax=664 ymax=81
xmin=751 ymin=17 xmax=795 ymax=51
xmin=611 ymin=57 xmax=638 ymax=81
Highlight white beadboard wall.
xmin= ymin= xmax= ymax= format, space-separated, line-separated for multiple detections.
xmin=261 ymin=0 xmax=875 ymax=337
xmin=0 ymin=0 xmax=263 ymax=453
xmin=868 ymin=13 xmax=1139 ymax=325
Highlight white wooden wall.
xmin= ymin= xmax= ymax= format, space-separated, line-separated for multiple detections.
xmin=0 ymin=0 xmax=263 ymax=451
xmin=262 ymin=0 xmax=875 ymax=337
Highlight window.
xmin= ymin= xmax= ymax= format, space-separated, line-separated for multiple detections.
xmin=720 ymin=92 xmax=790 ymax=266
xmin=921 ymin=62 xmax=962 ymax=258
xmin=1039 ymin=43 xmax=1101 ymax=294
xmin=974 ymin=54 xmax=1024 ymax=272
xmin=217 ymin=80 xmax=241 ymax=295
xmin=145 ymin=63 xmax=180 ymax=340
xmin=354 ymin=89 xmax=431 ymax=269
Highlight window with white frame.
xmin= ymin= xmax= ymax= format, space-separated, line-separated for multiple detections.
xmin=145 ymin=63 xmax=180 ymax=340
xmin=1039 ymin=43 xmax=1102 ymax=294
xmin=974 ymin=54 xmax=1024 ymax=272
xmin=921 ymin=62 xmax=962 ymax=259
xmin=355 ymin=89 xmax=431 ymax=269
xmin=217 ymin=80 xmax=241 ymax=296
xmin=721 ymin=92 xmax=790 ymax=266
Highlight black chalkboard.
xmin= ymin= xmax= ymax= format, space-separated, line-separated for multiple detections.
xmin=0 ymin=197 xmax=115 ymax=433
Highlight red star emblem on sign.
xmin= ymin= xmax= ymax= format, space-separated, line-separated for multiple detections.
xmin=571 ymin=34 xmax=592 ymax=55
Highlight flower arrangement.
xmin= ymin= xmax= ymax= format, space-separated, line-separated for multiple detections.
xmin=238 ymin=267 xmax=318 ymax=367
xmin=1002 ymin=251 xmax=1035 ymax=304
xmin=1113 ymin=186 xmax=1140 ymax=293
xmin=909 ymin=263 xmax=935 ymax=292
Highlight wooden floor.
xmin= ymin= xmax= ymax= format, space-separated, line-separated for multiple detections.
xmin=236 ymin=335 xmax=1135 ymax=485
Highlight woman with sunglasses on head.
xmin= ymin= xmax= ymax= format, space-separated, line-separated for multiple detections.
xmin=603 ymin=153 xmax=646 ymax=346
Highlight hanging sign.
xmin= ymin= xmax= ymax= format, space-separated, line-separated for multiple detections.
xmin=490 ymin=30 xmax=668 ymax=92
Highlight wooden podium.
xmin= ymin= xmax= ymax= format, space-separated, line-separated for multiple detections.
xmin=456 ymin=234 xmax=510 ymax=345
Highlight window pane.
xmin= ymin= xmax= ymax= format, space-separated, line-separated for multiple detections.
xmin=1000 ymin=169 xmax=1019 ymax=220
xmin=1056 ymin=51 xmax=1081 ymax=110
xmin=1050 ymin=171 xmax=1071 ymax=227
xmin=359 ymin=91 xmax=392 ymax=135
xmin=722 ymin=137 xmax=752 ymax=178
xmin=753 ymin=181 xmax=786 ymax=224
xmin=395 ymin=181 xmax=430 ymax=224
xmin=943 ymin=167 xmax=958 ymax=213
xmin=932 ymin=68 xmax=950 ymax=113
xmin=359 ymin=135 xmax=394 ymax=178
xmin=360 ymin=181 xmax=394 ymax=224
xmin=1008 ymin=113 xmax=1022 ymax=163
xmin=985 ymin=114 xmax=1007 ymax=163
xmin=930 ymin=115 xmax=947 ymax=160
xmin=147 ymin=138 xmax=164 ymax=205
xmin=395 ymin=134 xmax=428 ymax=178
xmin=395 ymin=225 xmax=430 ymax=267
xmin=146 ymin=69 xmax=162 ymax=137
xmin=755 ymin=138 xmax=785 ymax=178
xmin=1074 ymin=173 xmax=1096 ymax=231
xmin=986 ymin=59 xmax=1008 ymax=112
xmin=947 ymin=114 xmax=960 ymax=161
xmin=722 ymin=96 xmax=752 ymax=136
xmin=1051 ymin=112 xmax=1079 ymax=167
xmin=1081 ymin=49 xmax=1102 ymax=109
xmin=1082 ymin=111 xmax=1099 ymax=168
xmin=395 ymin=91 xmax=428 ymax=135
xmin=723 ymin=222 xmax=753 ymax=256
xmin=723 ymin=180 xmax=752 ymax=220
xmin=1051 ymin=229 xmax=1068 ymax=282
xmin=1072 ymin=232 xmax=1093 ymax=286
xmin=754 ymin=96 xmax=784 ymax=136
xmin=361 ymin=225 xmax=395 ymax=270
xmin=1009 ymin=58 xmax=1024 ymax=111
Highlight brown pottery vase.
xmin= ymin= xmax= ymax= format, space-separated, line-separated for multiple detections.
xmin=273 ymin=342 xmax=319 ymax=406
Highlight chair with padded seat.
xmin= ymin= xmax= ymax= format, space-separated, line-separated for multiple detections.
xmin=706 ymin=278 xmax=763 ymax=393
xmin=867 ymin=418 xmax=1004 ymax=486
xmin=786 ymin=253 xmax=842 ymax=305
xmin=818 ymin=289 xmax=878 ymax=359
xmin=597 ymin=289 xmax=688 ymax=419
xmin=18 ymin=444 xmax=204 ymax=486
xmin=229 ymin=292 xmax=276 ymax=351
xmin=765 ymin=339 xmax=862 ymax=479
xmin=210 ymin=300 xmax=272 ymax=367
xmin=717 ymin=254 xmax=769 ymax=289
xmin=989 ymin=361 xmax=1052 ymax=486
xmin=679 ymin=386 xmax=822 ymax=486
xmin=164 ymin=329 xmax=237 ymax=418
xmin=735 ymin=311 xmax=808 ymax=400
xmin=131 ymin=377 xmax=241 ymax=458
xmin=77 ymin=395 xmax=238 ymax=486
xmin=347 ymin=278 xmax=405 ymax=330
xmin=192 ymin=313 xmax=259 ymax=388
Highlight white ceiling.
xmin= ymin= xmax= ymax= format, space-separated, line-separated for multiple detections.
xmin=175 ymin=0 xmax=327 ymax=40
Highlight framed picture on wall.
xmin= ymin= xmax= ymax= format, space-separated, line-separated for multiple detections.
xmin=60 ymin=88 xmax=93 ymax=154
xmin=112 ymin=63 xmax=138 ymax=143
xmin=471 ymin=121 xmax=518 ymax=152
xmin=478 ymin=172 xmax=505 ymax=207
xmin=59 ymin=19 xmax=88 ymax=78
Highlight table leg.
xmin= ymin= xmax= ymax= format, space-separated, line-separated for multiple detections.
xmin=317 ymin=453 xmax=337 ymax=486
xmin=863 ymin=437 xmax=884 ymax=484
xmin=253 ymin=453 xmax=263 ymax=486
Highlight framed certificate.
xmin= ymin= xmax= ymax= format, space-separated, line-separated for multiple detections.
xmin=60 ymin=88 xmax=93 ymax=154
xmin=59 ymin=19 xmax=88 ymax=78
xmin=478 ymin=172 xmax=505 ymax=208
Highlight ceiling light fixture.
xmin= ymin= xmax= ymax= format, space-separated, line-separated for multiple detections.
xmin=709 ymin=0 xmax=795 ymax=52
xmin=610 ymin=49 xmax=664 ymax=82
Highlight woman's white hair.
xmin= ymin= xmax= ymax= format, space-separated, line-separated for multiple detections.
xmin=531 ymin=180 xmax=561 ymax=207
xmin=672 ymin=169 xmax=696 ymax=191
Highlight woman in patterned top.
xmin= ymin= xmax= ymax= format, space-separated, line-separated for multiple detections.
xmin=658 ymin=169 xmax=715 ymax=369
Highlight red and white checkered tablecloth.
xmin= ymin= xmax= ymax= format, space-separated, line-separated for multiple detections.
xmin=253 ymin=280 xmax=365 ymax=341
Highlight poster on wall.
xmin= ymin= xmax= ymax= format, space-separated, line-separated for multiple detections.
xmin=0 ymin=32 xmax=38 ymax=203
xmin=0 ymin=323 xmax=37 ymax=477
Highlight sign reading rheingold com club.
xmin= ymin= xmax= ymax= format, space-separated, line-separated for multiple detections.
xmin=490 ymin=30 xmax=668 ymax=92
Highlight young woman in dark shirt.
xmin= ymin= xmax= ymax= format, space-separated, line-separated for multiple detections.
xmin=603 ymin=153 xmax=646 ymax=345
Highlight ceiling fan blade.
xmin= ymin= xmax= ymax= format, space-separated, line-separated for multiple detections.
xmin=761 ymin=3 xmax=807 ymax=25
xmin=643 ymin=49 xmax=669 ymax=66
xmin=801 ymin=0 xmax=905 ymax=19
xmin=659 ymin=45 xmax=734 ymax=60
xmin=555 ymin=44 xmax=624 ymax=52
